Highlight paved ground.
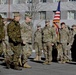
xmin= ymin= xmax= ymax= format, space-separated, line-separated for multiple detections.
xmin=0 ymin=53 xmax=76 ymax=75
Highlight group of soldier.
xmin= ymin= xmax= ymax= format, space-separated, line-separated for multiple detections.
xmin=0 ymin=12 xmax=76 ymax=70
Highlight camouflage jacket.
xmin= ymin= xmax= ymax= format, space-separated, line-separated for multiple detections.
xmin=0 ymin=19 xmax=5 ymax=41
xmin=59 ymin=28 xmax=69 ymax=44
xmin=34 ymin=29 xmax=42 ymax=43
xmin=20 ymin=21 xmax=32 ymax=43
xmin=7 ymin=20 xmax=22 ymax=43
xmin=42 ymin=26 xmax=56 ymax=43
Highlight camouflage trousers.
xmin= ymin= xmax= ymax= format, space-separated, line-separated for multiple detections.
xmin=43 ymin=42 xmax=52 ymax=62
xmin=8 ymin=43 xmax=22 ymax=66
xmin=57 ymin=43 xmax=70 ymax=61
xmin=57 ymin=44 xmax=63 ymax=61
xmin=34 ymin=42 xmax=42 ymax=56
xmin=21 ymin=43 xmax=32 ymax=64
xmin=0 ymin=42 xmax=3 ymax=56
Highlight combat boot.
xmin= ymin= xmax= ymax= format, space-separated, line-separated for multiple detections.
xmin=43 ymin=60 xmax=48 ymax=65
xmin=14 ymin=66 xmax=22 ymax=70
xmin=23 ymin=62 xmax=32 ymax=68
xmin=39 ymin=56 xmax=42 ymax=61
xmin=34 ymin=55 xmax=39 ymax=61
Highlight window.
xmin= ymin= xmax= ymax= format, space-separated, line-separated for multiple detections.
xmin=53 ymin=0 xmax=59 ymax=2
xmin=67 ymin=11 xmax=76 ymax=20
xmin=0 ymin=13 xmax=7 ymax=18
xmin=39 ymin=11 xmax=46 ymax=19
xmin=1 ymin=0 xmax=7 ymax=4
xmin=39 ymin=0 xmax=47 ymax=3
xmin=69 ymin=0 xmax=76 ymax=1
xmin=13 ymin=0 xmax=20 ymax=4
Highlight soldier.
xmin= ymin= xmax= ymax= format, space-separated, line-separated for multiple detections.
xmin=0 ymin=15 xmax=5 ymax=56
xmin=20 ymin=14 xmax=32 ymax=68
xmin=59 ymin=22 xmax=70 ymax=63
xmin=7 ymin=12 xmax=22 ymax=70
xmin=70 ymin=25 xmax=76 ymax=61
xmin=34 ymin=25 xmax=42 ymax=61
xmin=42 ymin=20 xmax=56 ymax=65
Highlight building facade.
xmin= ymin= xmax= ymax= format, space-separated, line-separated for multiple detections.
xmin=0 ymin=0 xmax=76 ymax=26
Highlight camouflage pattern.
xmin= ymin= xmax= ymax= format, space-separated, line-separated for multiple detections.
xmin=20 ymin=21 xmax=32 ymax=64
xmin=59 ymin=27 xmax=70 ymax=62
xmin=42 ymin=25 xmax=56 ymax=64
xmin=34 ymin=29 xmax=42 ymax=57
xmin=7 ymin=20 xmax=22 ymax=66
xmin=0 ymin=17 xmax=5 ymax=56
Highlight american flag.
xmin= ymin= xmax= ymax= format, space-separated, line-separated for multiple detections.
xmin=53 ymin=1 xmax=61 ymax=34
xmin=54 ymin=1 xmax=61 ymax=20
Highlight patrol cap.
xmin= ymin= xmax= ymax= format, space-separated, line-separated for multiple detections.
xmin=25 ymin=13 xmax=32 ymax=19
xmin=61 ymin=22 xmax=65 ymax=26
xmin=37 ymin=24 xmax=41 ymax=27
xmin=14 ymin=12 xmax=20 ymax=17
xmin=45 ymin=20 xmax=50 ymax=23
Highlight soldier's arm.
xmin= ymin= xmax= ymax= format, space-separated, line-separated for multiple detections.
xmin=7 ymin=22 xmax=16 ymax=42
xmin=51 ymin=28 xmax=57 ymax=43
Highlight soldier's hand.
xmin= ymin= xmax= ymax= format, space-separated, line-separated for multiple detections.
xmin=51 ymin=43 xmax=54 ymax=46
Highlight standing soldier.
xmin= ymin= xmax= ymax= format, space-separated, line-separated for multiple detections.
xmin=7 ymin=13 xmax=22 ymax=70
xmin=34 ymin=25 xmax=42 ymax=61
xmin=42 ymin=20 xmax=56 ymax=65
xmin=59 ymin=22 xmax=70 ymax=63
xmin=20 ymin=14 xmax=32 ymax=68
xmin=70 ymin=25 xmax=76 ymax=61
xmin=0 ymin=15 xmax=5 ymax=56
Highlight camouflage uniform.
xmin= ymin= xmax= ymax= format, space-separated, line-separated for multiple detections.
xmin=42 ymin=25 xmax=56 ymax=64
xmin=7 ymin=19 xmax=22 ymax=69
xmin=34 ymin=25 xmax=42 ymax=61
xmin=59 ymin=27 xmax=70 ymax=63
xmin=0 ymin=16 xmax=5 ymax=56
xmin=20 ymin=21 xmax=32 ymax=67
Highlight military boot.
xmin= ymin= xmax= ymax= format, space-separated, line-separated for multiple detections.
xmin=34 ymin=55 xmax=39 ymax=61
xmin=14 ymin=66 xmax=22 ymax=70
xmin=6 ymin=60 xmax=11 ymax=69
xmin=39 ymin=56 xmax=42 ymax=61
xmin=23 ymin=62 xmax=31 ymax=68
xmin=43 ymin=60 xmax=49 ymax=65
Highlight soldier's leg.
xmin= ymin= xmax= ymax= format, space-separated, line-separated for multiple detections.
xmin=22 ymin=43 xmax=32 ymax=68
xmin=43 ymin=43 xmax=48 ymax=64
xmin=34 ymin=43 xmax=39 ymax=61
xmin=57 ymin=44 xmax=64 ymax=63
xmin=10 ymin=43 xmax=22 ymax=70
xmin=38 ymin=43 xmax=42 ymax=61
xmin=0 ymin=42 xmax=3 ymax=56
xmin=47 ymin=42 xmax=52 ymax=64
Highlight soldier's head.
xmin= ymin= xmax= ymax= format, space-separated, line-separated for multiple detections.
xmin=14 ymin=12 xmax=21 ymax=22
xmin=37 ymin=24 xmax=41 ymax=30
xmin=45 ymin=20 xmax=50 ymax=27
xmin=61 ymin=22 xmax=66 ymax=29
xmin=72 ymin=25 xmax=76 ymax=30
xmin=25 ymin=14 xmax=32 ymax=23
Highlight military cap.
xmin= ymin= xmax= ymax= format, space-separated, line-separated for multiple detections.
xmin=25 ymin=13 xmax=32 ymax=18
xmin=61 ymin=22 xmax=65 ymax=26
xmin=37 ymin=24 xmax=41 ymax=27
xmin=45 ymin=20 xmax=50 ymax=23
xmin=14 ymin=12 xmax=20 ymax=17
xmin=72 ymin=24 xmax=76 ymax=27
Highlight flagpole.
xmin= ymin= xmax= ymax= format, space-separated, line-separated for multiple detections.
xmin=8 ymin=0 xmax=10 ymax=18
